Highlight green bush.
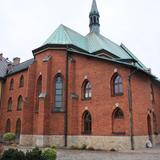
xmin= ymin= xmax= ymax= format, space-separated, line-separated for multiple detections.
xmin=42 ymin=148 xmax=57 ymax=160
xmin=51 ymin=145 xmax=57 ymax=150
xmin=80 ymin=144 xmax=87 ymax=150
xmin=25 ymin=147 xmax=45 ymax=160
xmin=3 ymin=133 xmax=16 ymax=144
xmin=0 ymin=148 xmax=25 ymax=160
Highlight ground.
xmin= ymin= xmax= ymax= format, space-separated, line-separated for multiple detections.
xmin=4 ymin=145 xmax=160 ymax=160
xmin=57 ymin=147 xmax=160 ymax=160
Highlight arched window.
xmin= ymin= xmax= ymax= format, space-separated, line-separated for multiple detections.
xmin=112 ymin=107 xmax=125 ymax=134
xmin=19 ymin=75 xmax=24 ymax=87
xmin=113 ymin=108 xmax=124 ymax=119
xmin=5 ymin=119 xmax=11 ymax=133
xmin=17 ymin=96 xmax=23 ymax=111
xmin=82 ymin=80 xmax=92 ymax=99
xmin=15 ymin=119 xmax=21 ymax=139
xmin=111 ymin=74 xmax=123 ymax=96
xmin=7 ymin=98 xmax=12 ymax=112
xmin=55 ymin=75 xmax=63 ymax=111
xmin=153 ymin=112 xmax=157 ymax=134
xmin=10 ymin=79 xmax=14 ymax=90
xmin=35 ymin=76 xmax=42 ymax=112
xmin=82 ymin=111 xmax=92 ymax=134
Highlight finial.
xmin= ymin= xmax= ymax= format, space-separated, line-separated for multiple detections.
xmin=89 ymin=0 xmax=100 ymax=34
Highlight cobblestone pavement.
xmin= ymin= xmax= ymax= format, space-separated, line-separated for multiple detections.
xmin=57 ymin=148 xmax=160 ymax=160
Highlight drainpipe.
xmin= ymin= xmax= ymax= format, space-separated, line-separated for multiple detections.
xmin=64 ymin=47 xmax=69 ymax=147
xmin=128 ymin=68 xmax=139 ymax=150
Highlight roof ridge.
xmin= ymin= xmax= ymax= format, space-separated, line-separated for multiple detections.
xmin=59 ymin=25 xmax=73 ymax=44
xmin=60 ymin=24 xmax=85 ymax=39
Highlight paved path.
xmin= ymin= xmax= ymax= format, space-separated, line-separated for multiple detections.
xmin=57 ymin=148 xmax=160 ymax=160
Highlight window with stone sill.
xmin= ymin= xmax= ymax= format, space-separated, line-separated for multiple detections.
xmin=19 ymin=75 xmax=24 ymax=88
xmin=5 ymin=119 xmax=11 ymax=133
xmin=7 ymin=97 xmax=12 ymax=112
xmin=35 ymin=75 xmax=42 ymax=112
xmin=111 ymin=74 xmax=123 ymax=96
xmin=82 ymin=111 xmax=92 ymax=135
xmin=82 ymin=80 xmax=92 ymax=100
xmin=17 ymin=96 xmax=23 ymax=111
xmin=54 ymin=75 xmax=63 ymax=112
xmin=9 ymin=79 xmax=14 ymax=90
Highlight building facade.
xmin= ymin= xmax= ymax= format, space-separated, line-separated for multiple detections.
xmin=0 ymin=0 xmax=160 ymax=150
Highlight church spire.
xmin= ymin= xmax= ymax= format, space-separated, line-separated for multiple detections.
xmin=89 ymin=0 xmax=100 ymax=34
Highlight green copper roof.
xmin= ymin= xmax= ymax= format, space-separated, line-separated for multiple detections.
xmin=90 ymin=0 xmax=99 ymax=15
xmin=43 ymin=24 xmax=147 ymax=70
xmin=44 ymin=24 xmax=88 ymax=51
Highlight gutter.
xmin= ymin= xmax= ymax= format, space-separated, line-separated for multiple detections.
xmin=64 ymin=48 xmax=69 ymax=147
xmin=128 ymin=68 xmax=139 ymax=150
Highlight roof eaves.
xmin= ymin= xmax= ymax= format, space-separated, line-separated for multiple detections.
xmin=67 ymin=48 xmax=155 ymax=78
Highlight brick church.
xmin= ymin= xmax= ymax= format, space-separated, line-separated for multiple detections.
xmin=0 ymin=0 xmax=160 ymax=150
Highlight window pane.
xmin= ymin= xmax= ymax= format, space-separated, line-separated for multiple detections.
xmin=89 ymin=91 xmax=92 ymax=98
xmin=55 ymin=102 xmax=62 ymax=108
xmin=56 ymin=82 xmax=62 ymax=89
xmin=56 ymin=89 xmax=62 ymax=95
xmin=114 ymin=84 xmax=118 ymax=94
xmin=85 ymin=92 xmax=88 ymax=98
xmin=55 ymin=95 xmax=62 ymax=102
xmin=119 ymin=84 xmax=123 ymax=93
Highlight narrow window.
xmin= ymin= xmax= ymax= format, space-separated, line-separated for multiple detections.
xmin=153 ymin=112 xmax=157 ymax=134
xmin=113 ymin=108 xmax=124 ymax=119
xmin=10 ymin=79 xmax=14 ymax=90
xmin=19 ymin=75 xmax=24 ymax=88
xmin=5 ymin=119 xmax=11 ymax=133
xmin=112 ymin=107 xmax=125 ymax=134
xmin=17 ymin=96 xmax=23 ymax=111
xmin=55 ymin=75 xmax=63 ymax=111
xmin=7 ymin=98 xmax=12 ymax=112
xmin=82 ymin=111 xmax=92 ymax=134
xmin=82 ymin=81 xmax=92 ymax=99
xmin=35 ymin=76 xmax=42 ymax=112
xmin=15 ymin=119 xmax=21 ymax=140
xmin=112 ymin=74 xmax=123 ymax=96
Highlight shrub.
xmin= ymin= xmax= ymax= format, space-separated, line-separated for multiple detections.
xmin=80 ymin=144 xmax=87 ymax=150
xmin=25 ymin=147 xmax=45 ymax=160
xmin=3 ymin=133 xmax=16 ymax=144
xmin=42 ymin=148 xmax=57 ymax=160
xmin=0 ymin=148 xmax=25 ymax=160
xmin=51 ymin=145 xmax=57 ymax=150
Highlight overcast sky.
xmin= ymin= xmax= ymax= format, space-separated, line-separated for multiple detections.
xmin=0 ymin=0 xmax=160 ymax=78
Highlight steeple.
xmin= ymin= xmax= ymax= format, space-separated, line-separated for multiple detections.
xmin=89 ymin=0 xmax=100 ymax=34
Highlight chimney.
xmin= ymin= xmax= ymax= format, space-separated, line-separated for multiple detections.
xmin=0 ymin=53 xmax=3 ymax=61
xmin=13 ymin=57 xmax=20 ymax=65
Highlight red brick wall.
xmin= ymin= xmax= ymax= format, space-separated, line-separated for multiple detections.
xmin=0 ymin=49 xmax=160 ymax=139
xmin=0 ymin=70 xmax=28 ymax=134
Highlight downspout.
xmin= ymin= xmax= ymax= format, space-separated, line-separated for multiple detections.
xmin=64 ymin=47 xmax=69 ymax=147
xmin=128 ymin=68 xmax=139 ymax=150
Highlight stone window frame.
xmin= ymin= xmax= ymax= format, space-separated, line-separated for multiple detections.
xmin=9 ymin=78 xmax=14 ymax=90
xmin=82 ymin=111 xmax=92 ymax=135
xmin=111 ymin=73 xmax=123 ymax=96
xmin=7 ymin=97 xmax=12 ymax=112
xmin=19 ymin=75 xmax=24 ymax=88
xmin=53 ymin=74 xmax=64 ymax=112
xmin=81 ymin=80 xmax=92 ymax=100
xmin=17 ymin=95 xmax=23 ymax=111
